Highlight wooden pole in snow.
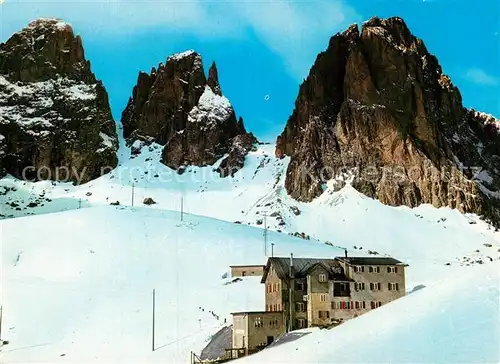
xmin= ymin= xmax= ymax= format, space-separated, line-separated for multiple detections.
xmin=131 ymin=183 xmax=135 ymax=207
xmin=181 ymin=196 xmax=184 ymax=222
xmin=264 ymin=214 xmax=268 ymax=256
xmin=152 ymin=289 xmax=155 ymax=351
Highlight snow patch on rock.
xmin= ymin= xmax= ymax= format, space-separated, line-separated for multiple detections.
xmin=188 ymin=85 xmax=233 ymax=126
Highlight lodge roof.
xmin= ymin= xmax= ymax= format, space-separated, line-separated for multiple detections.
xmin=261 ymin=257 xmax=351 ymax=283
xmin=231 ymin=311 xmax=284 ymax=316
xmin=335 ymin=256 xmax=404 ymax=266
xmin=230 ymin=264 xmax=265 ymax=268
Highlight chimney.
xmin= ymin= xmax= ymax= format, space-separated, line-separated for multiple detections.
xmin=344 ymin=249 xmax=348 ymax=259
xmin=289 ymin=253 xmax=294 ymax=278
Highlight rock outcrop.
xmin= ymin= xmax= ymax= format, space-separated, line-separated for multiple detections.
xmin=0 ymin=18 xmax=118 ymax=183
xmin=121 ymin=50 xmax=255 ymax=176
xmin=277 ymin=17 xmax=500 ymax=224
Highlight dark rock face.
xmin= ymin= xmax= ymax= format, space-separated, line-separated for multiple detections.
xmin=277 ymin=17 xmax=500 ymax=223
xmin=0 ymin=19 xmax=118 ymax=183
xmin=217 ymin=133 xmax=258 ymax=177
xmin=122 ymin=50 xmax=255 ymax=175
xmin=207 ymin=61 xmax=222 ymax=96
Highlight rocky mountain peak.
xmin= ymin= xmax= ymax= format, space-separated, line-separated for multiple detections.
xmin=207 ymin=61 xmax=222 ymax=96
xmin=0 ymin=18 xmax=93 ymax=83
xmin=121 ymin=50 xmax=256 ymax=176
xmin=0 ymin=19 xmax=118 ymax=183
xmin=276 ymin=16 xmax=500 ymax=225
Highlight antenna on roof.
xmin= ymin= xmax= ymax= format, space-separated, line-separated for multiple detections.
xmin=329 ymin=243 xmax=348 ymax=259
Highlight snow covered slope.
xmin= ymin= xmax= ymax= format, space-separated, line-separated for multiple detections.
xmin=238 ymin=261 xmax=500 ymax=364
xmin=1 ymin=206 xmax=345 ymax=362
xmin=1 ymin=144 xmax=499 ymax=290
xmin=1 ymin=142 xmax=499 ymax=362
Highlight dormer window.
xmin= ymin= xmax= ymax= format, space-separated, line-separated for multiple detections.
xmin=319 ymin=274 xmax=327 ymax=282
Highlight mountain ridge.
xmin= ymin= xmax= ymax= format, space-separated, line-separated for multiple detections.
xmin=275 ymin=16 xmax=500 ymax=225
xmin=0 ymin=18 xmax=118 ymax=184
xmin=121 ymin=49 xmax=257 ymax=176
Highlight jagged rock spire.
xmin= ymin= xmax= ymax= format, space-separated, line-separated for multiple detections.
xmin=121 ymin=51 xmax=256 ymax=176
xmin=207 ymin=61 xmax=222 ymax=96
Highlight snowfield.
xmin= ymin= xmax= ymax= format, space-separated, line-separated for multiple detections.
xmin=1 ymin=143 xmax=499 ymax=362
xmin=1 ymin=206 xmax=344 ymax=362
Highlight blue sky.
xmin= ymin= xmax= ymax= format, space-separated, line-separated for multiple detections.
xmin=1 ymin=0 xmax=499 ymax=141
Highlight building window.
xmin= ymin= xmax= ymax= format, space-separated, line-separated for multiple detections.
xmin=297 ymin=318 xmax=306 ymax=328
xmin=319 ymin=311 xmax=330 ymax=319
xmin=387 ymin=266 xmax=398 ymax=273
xmin=332 ymin=301 xmax=340 ymax=310
xmin=296 ymin=302 xmax=305 ymax=312
xmin=355 ymin=282 xmax=365 ymax=291
xmin=378 ymin=301 xmax=382 ymax=307
xmin=296 ymin=282 xmax=304 ymax=291
xmin=278 ymin=303 xmax=281 ymax=311
xmin=369 ymin=266 xmax=381 ymax=273
xmin=388 ymin=282 xmax=400 ymax=291
xmin=255 ymin=317 xmax=263 ymax=328
xmin=362 ymin=301 xmax=366 ymax=309
xmin=274 ymin=304 xmax=277 ymax=311
xmin=320 ymin=294 xmax=328 ymax=302
xmin=319 ymin=274 xmax=327 ymax=282
xmin=355 ymin=301 xmax=360 ymax=309
xmin=370 ymin=301 xmax=376 ymax=309
xmin=370 ymin=282 xmax=381 ymax=291
xmin=270 ymin=319 xmax=279 ymax=328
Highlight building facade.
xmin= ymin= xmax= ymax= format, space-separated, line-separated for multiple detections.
xmin=230 ymin=255 xmax=406 ymax=357
xmin=261 ymin=255 xmax=406 ymax=329
xmin=231 ymin=311 xmax=284 ymax=358
xmin=230 ymin=265 xmax=265 ymax=278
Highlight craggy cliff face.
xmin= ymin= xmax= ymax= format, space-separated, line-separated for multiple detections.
xmin=121 ymin=50 xmax=256 ymax=176
xmin=276 ymin=17 xmax=500 ymax=223
xmin=0 ymin=18 xmax=118 ymax=183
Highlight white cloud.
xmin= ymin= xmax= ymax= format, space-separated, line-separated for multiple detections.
xmin=0 ymin=0 xmax=359 ymax=80
xmin=465 ymin=68 xmax=498 ymax=86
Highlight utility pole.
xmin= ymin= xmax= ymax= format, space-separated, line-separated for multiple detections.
xmin=263 ymin=213 xmax=268 ymax=256
xmin=271 ymin=243 xmax=275 ymax=257
xmin=152 ymin=289 xmax=155 ymax=352
xmin=180 ymin=196 xmax=184 ymax=222
xmin=131 ymin=183 xmax=135 ymax=207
